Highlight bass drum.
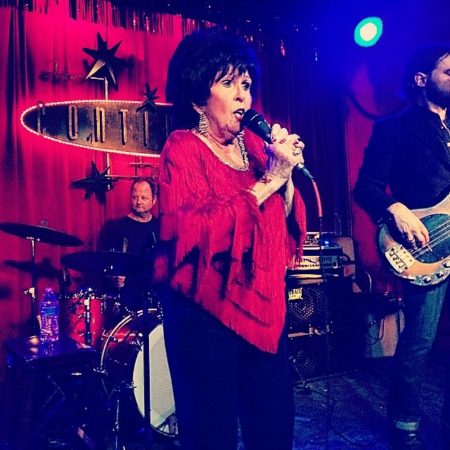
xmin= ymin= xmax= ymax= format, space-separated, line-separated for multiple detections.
xmin=99 ymin=310 xmax=177 ymax=438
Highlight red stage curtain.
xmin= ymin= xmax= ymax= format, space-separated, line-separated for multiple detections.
xmin=0 ymin=4 xmax=189 ymax=381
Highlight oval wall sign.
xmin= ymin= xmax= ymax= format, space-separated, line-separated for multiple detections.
xmin=21 ymin=100 xmax=173 ymax=157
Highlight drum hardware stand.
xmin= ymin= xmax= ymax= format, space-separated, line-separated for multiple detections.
xmin=141 ymin=234 xmax=160 ymax=447
xmin=59 ymin=266 xmax=72 ymax=304
xmin=93 ymin=365 xmax=108 ymax=376
xmin=24 ymin=236 xmax=40 ymax=336
xmin=150 ymin=291 xmax=164 ymax=321
xmin=132 ymin=331 xmax=145 ymax=348
xmin=154 ymin=413 xmax=177 ymax=437
xmin=82 ymin=290 xmax=94 ymax=346
xmin=102 ymin=286 xmax=155 ymax=448
xmin=141 ymin=237 xmax=159 ymax=449
xmin=106 ymin=379 xmax=135 ymax=450
xmin=74 ymin=288 xmax=95 ymax=346
xmin=141 ymin=289 xmax=153 ymax=449
xmin=113 ymin=295 xmax=123 ymax=317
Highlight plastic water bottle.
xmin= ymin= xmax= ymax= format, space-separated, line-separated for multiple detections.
xmin=39 ymin=288 xmax=60 ymax=343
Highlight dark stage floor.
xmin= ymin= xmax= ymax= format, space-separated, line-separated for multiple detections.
xmin=291 ymin=357 xmax=446 ymax=450
xmin=1 ymin=353 xmax=448 ymax=450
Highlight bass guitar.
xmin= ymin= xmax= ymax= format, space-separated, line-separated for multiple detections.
xmin=377 ymin=192 xmax=450 ymax=286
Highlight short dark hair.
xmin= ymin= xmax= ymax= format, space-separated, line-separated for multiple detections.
xmin=130 ymin=178 xmax=157 ymax=197
xmin=166 ymin=27 xmax=261 ymax=130
xmin=403 ymin=45 xmax=450 ymax=98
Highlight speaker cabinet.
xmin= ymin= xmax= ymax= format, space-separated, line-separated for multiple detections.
xmin=287 ymin=279 xmax=330 ymax=335
xmin=286 ymin=276 xmax=354 ymax=335
xmin=289 ymin=331 xmax=355 ymax=381
xmin=286 ymin=276 xmax=361 ymax=381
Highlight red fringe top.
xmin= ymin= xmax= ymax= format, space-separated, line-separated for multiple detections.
xmin=158 ymin=129 xmax=306 ymax=353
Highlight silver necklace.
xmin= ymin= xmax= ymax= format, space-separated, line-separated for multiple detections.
xmin=196 ymin=130 xmax=249 ymax=171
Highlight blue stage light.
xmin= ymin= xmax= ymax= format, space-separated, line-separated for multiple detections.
xmin=354 ymin=17 xmax=383 ymax=47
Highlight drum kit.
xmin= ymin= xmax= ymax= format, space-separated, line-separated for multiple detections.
xmin=0 ymin=221 xmax=177 ymax=445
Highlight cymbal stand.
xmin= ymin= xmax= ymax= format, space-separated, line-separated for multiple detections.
xmin=108 ymin=380 xmax=130 ymax=450
xmin=112 ymin=385 xmax=122 ymax=450
xmin=24 ymin=236 xmax=40 ymax=336
xmin=142 ymin=236 xmax=159 ymax=449
xmin=142 ymin=289 xmax=152 ymax=449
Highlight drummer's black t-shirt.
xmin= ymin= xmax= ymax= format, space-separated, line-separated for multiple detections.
xmin=97 ymin=216 xmax=159 ymax=311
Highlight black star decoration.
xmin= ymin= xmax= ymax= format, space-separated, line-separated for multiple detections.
xmin=71 ymin=161 xmax=118 ymax=204
xmin=137 ymin=84 xmax=160 ymax=113
xmin=82 ymin=33 xmax=127 ymax=89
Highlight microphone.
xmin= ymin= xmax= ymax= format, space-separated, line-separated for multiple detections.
xmin=242 ymin=109 xmax=314 ymax=180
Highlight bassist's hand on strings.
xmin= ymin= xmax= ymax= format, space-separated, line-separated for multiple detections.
xmin=387 ymin=202 xmax=429 ymax=248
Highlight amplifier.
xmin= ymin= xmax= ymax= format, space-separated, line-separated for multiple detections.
xmin=286 ymin=278 xmax=330 ymax=335
xmin=293 ymin=244 xmax=343 ymax=276
xmin=286 ymin=276 xmax=355 ymax=335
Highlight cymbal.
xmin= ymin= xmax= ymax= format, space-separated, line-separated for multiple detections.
xmin=0 ymin=222 xmax=83 ymax=247
xmin=61 ymin=251 xmax=146 ymax=275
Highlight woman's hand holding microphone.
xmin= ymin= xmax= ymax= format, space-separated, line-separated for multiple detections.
xmin=250 ymin=123 xmax=305 ymax=206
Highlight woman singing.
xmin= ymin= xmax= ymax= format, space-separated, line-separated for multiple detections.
xmin=158 ymin=27 xmax=307 ymax=450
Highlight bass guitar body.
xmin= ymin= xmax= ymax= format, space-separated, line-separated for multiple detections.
xmin=377 ymin=193 xmax=450 ymax=286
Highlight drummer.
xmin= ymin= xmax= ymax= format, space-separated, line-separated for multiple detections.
xmin=97 ymin=178 xmax=159 ymax=313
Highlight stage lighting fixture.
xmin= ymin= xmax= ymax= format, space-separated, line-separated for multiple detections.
xmin=354 ymin=17 xmax=383 ymax=47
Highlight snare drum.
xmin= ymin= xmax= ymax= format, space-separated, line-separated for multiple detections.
xmin=99 ymin=310 xmax=177 ymax=438
xmin=60 ymin=288 xmax=105 ymax=348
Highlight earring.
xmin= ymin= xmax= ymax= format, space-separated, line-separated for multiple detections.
xmin=198 ymin=111 xmax=209 ymax=136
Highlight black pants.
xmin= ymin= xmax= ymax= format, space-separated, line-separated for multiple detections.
xmin=162 ymin=290 xmax=295 ymax=450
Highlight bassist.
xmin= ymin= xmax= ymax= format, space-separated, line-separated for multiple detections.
xmin=355 ymin=46 xmax=450 ymax=450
